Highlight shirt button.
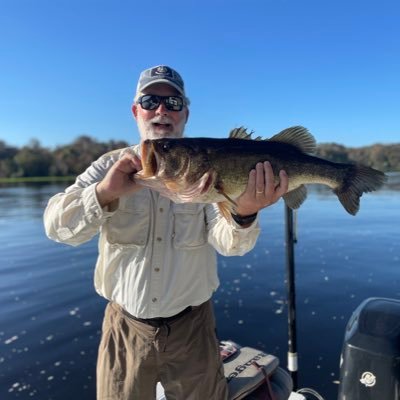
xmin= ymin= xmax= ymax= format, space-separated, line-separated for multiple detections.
xmin=156 ymin=237 xmax=162 ymax=242
xmin=154 ymin=267 xmax=160 ymax=272
xmin=152 ymin=298 xmax=158 ymax=303
xmin=159 ymin=207 xmax=164 ymax=212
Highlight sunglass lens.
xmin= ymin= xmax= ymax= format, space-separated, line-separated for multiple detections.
xmin=139 ymin=95 xmax=183 ymax=111
xmin=165 ymin=96 xmax=183 ymax=111
xmin=140 ymin=95 xmax=160 ymax=110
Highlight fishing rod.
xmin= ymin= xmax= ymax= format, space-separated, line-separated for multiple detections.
xmin=284 ymin=206 xmax=298 ymax=390
xmin=283 ymin=204 xmax=400 ymax=400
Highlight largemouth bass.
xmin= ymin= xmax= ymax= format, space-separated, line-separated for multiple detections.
xmin=134 ymin=126 xmax=387 ymax=218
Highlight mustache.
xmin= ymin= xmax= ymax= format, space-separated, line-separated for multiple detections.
xmin=150 ymin=116 xmax=173 ymax=124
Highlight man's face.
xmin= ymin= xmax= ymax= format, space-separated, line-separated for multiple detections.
xmin=132 ymin=83 xmax=189 ymax=140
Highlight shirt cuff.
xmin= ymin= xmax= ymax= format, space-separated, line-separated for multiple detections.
xmin=231 ymin=212 xmax=257 ymax=226
xmin=230 ymin=213 xmax=259 ymax=230
xmin=82 ymin=183 xmax=117 ymax=223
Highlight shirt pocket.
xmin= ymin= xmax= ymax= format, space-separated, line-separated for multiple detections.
xmin=172 ymin=203 xmax=207 ymax=249
xmin=105 ymin=192 xmax=150 ymax=247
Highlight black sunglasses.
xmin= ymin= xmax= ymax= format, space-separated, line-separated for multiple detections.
xmin=137 ymin=94 xmax=185 ymax=112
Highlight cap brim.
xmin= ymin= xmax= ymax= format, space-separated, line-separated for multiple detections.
xmin=139 ymin=79 xmax=184 ymax=96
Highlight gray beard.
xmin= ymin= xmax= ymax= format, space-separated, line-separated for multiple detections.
xmin=137 ymin=118 xmax=186 ymax=140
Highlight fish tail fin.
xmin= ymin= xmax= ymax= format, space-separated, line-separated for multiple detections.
xmin=334 ymin=165 xmax=387 ymax=215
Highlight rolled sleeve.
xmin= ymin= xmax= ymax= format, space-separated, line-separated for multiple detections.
xmin=82 ymin=183 xmax=115 ymax=224
xmin=43 ymin=149 xmax=125 ymax=246
xmin=205 ymin=204 xmax=260 ymax=256
xmin=44 ymin=183 xmax=116 ymax=246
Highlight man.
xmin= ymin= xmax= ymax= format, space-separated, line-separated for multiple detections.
xmin=44 ymin=65 xmax=288 ymax=400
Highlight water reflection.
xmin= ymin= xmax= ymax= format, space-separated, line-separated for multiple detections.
xmin=0 ymin=174 xmax=399 ymax=400
xmin=0 ymin=183 xmax=71 ymax=220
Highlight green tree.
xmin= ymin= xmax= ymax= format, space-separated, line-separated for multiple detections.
xmin=316 ymin=143 xmax=350 ymax=163
xmin=13 ymin=139 xmax=54 ymax=177
xmin=0 ymin=140 xmax=19 ymax=177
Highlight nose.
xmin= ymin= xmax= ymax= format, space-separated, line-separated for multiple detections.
xmin=155 ymin=100 xmax=169 ymax=116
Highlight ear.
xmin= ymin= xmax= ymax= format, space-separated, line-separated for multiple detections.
xmin=132 ymin=104 xmax=138 ymax=119
xmin=184 ymin=107 xmax=190 ymax=123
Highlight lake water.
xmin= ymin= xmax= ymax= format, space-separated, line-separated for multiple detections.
xmin=0 ymin=176 xmax=399 ymax=400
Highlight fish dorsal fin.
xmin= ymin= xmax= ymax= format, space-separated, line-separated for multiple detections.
xmin=229 ymin=127 xmax=262 ymax=141
xmin=269 ymin=126 xmax=316 ymax=154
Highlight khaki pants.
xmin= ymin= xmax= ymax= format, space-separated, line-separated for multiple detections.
xmin=96 ymin=300 xmax=228 ymax=400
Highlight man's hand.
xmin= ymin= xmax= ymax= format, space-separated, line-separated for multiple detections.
xmin=234 ymin=161 xmax=288 ymax=217
xmin=96 ymin=153 xmax=143 ymax=208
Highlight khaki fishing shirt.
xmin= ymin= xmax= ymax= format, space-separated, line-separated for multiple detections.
xmin=44 ymin=145 xmax=261 ymax=318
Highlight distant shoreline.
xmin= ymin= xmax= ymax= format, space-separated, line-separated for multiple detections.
xmin=0 ymin=176 xmax=76 ymax=183
xmin=0 ymin=172 xmax=399 ymax=185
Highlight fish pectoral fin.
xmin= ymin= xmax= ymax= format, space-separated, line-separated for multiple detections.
xmin=165 ymin=180 xmax=181 ymax=191
xmin=215 ymin=184 xmax=237 ymax=220
xmin=283 ymin=185 xmax=308 ymax=209
xmin=215 ymin=186 xmax=237 ymax=206
xmin=217 ymin=201 xmax=234 ymax=220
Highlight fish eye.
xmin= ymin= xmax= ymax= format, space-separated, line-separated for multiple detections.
xmin=162 ymin=143 xmax=170 ymax=152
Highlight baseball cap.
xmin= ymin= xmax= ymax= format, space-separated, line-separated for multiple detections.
xmin=136 ymin=65 xmax=186 ymax=96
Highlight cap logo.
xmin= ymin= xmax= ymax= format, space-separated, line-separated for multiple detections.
xmin=136 ymin=65 xmax=186 ymax=97
xmin=151 ymin=66 xmax=172 ymax=77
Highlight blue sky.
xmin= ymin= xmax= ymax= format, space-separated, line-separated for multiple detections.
xmin=1 ymin=0 xmax=399 ymax=148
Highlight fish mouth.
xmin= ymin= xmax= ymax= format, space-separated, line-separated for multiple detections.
xmin=140 ymin=140 xmax=159 ymax=178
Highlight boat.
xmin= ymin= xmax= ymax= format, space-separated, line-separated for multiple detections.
xmin=158 ymin=207 xmax=400 ymax=399
xmin=156 ymin=296 xmax=400 ymax=400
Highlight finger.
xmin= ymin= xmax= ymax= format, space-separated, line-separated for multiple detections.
xmin=263 ymin=161 xmax=275 ymax=195
xmin=274 ymin=170 xmax=289 ymax=198
xmin=255 ymin=162 xmax=265 ymax=194
xmin=132 ymin=155 xmax=143 ymax=171
xmin=118 ymin=155 xmax=141 ymax=174
xmin=246 ymin=168 xmax=257 ymax=193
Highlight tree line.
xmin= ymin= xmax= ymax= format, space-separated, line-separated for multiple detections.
xmin=0 ymin=136 xmax=129 ymax=178
xmin=0 ymin=135 xmax=399 ymax=179
xmin=315 ymin=142 xmax=400 ymax=172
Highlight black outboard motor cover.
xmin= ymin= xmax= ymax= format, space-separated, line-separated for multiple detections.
xmin=338 ymin=297 xmax=400 ymax=400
